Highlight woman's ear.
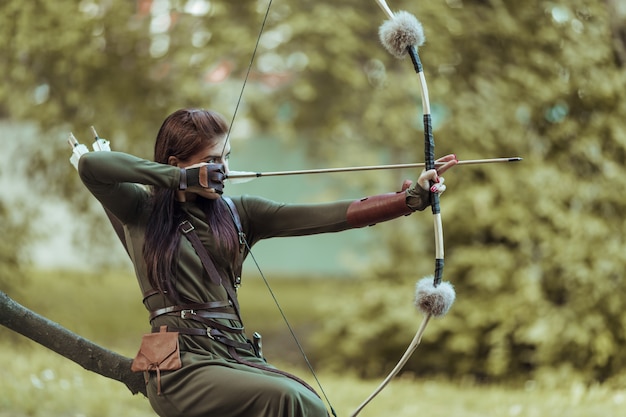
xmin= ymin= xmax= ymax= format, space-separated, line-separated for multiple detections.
xmin=167 ymin=156 xmax=179 ymax=167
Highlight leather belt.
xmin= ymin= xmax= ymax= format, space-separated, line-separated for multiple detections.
xmin=153 ymin=326 xmax=253 ymax=351
xmin=149 ymin=300 xmax=232 ymax=320
xmin=179 ymin=311 xmax=244 ymax=334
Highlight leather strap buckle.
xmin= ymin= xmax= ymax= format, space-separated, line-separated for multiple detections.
xmin=179 ymin=220 xmax=194 ymax=234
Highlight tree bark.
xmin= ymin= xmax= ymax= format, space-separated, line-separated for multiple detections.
xmin=0 ymin=290 xmax=147 ymax=397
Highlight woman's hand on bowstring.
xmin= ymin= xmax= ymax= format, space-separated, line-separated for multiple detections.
xmin=419 ymin=153 xmax=458 ymax=193
xmin=179 ymin=163 xmax=226 ymax=200
xmin=404 ymin=154 xmax=458 ymax=211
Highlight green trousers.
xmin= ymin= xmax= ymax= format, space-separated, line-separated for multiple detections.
xmin=146 ymin=351 xmax=329 ymax=417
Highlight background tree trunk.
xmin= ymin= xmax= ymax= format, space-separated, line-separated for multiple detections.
xmin=0 ymin=290 xmax=147 ymax=397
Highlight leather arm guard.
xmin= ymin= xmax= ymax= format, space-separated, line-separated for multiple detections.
xmin=347 ymin=191 xmax=411 ymax=228
xmin=346 ymin=185 xmax=430 ymax=228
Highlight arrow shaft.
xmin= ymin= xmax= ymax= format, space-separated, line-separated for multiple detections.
xmin=226 ymin=157 xmax=522 ymax=182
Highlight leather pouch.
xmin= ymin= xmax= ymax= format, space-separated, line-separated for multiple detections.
xmin=131 ymin=325 xmax=182 ymax=395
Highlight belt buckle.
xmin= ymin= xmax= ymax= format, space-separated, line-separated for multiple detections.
xmin=206 ymin=327 xmax=214 ymax=339
xmin=181 ymin=309 xmax=195 ymax=319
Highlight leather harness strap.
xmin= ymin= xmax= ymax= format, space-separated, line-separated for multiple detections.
xmin=178 ymin=219 xmax=243 ymax=320
xmin=149 ymin=300 xmax=232 ymax=320
xmin=179 ymin=220 xmax=224 ymax=287
xmin=142 ymin=288 xmax=160 ymax=302
xmin=146 ymin=197 xmax=259 ymax=353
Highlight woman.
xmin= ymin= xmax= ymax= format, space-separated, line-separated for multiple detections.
xmin=78 ymin=108 xmax=457 ymax=417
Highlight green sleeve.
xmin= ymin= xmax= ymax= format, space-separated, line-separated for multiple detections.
xmin=233 ymin=195 xmax=353 ymax=245
xmin=78 ymin=151 xmax=180 ymax=224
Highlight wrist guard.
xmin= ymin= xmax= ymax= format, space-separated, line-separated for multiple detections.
xmin=346 ymin=191 xmax=413 ymax=228
xmin=179 ymin=164 xmax=226 ymax=195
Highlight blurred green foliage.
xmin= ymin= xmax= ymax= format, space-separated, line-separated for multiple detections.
xmin=0 ymin=201 xmax=33 ymax=293
xmin=312 ymin=0 xmax=626 ymax=385
xmin=1 ymin=0 xmax=625 ymax=384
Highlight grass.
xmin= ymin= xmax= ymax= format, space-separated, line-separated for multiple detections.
xmin=2 ymin=269 xmax=626 ymax=416
xmin=2 ymin=342 xmax=625 ymax=417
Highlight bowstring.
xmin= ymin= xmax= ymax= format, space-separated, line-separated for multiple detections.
xmin=221 ymin=0 xmax=274 ymax=157
xmin=222 ymin=200 xmax=337 ymax=417
xmin=219 ymin=2 xmax=336 ymax=415
xmin=245 ymin=240 xmax=337 ymax=417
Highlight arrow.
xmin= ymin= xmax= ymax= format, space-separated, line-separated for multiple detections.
xmin=226 ymin=157 xmax=522 ymax=184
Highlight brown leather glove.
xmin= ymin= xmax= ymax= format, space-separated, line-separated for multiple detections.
xmin=179 ymin=163 xmax=226 ymax=195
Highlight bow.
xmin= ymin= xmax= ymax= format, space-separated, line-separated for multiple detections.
xmin=349 ymin=2 xmax=457 ymax=415
xmin=220 ymin=2 xmax=521 ymax=414
xmin=227 ymin=2 xmax=463 ymax=416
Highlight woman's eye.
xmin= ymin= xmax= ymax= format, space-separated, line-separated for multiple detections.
xmin=206 ymin=154 xmax=229 ymax=164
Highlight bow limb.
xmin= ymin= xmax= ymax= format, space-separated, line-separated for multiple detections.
xmin=349 ymin=314 xmax=432 ymax=417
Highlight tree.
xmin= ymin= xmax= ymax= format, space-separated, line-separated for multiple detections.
xmin=0 ymin=290 xmax=146 ymax=396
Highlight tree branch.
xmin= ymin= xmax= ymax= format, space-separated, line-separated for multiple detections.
xmin=0 ymin=290 xmax=147 ymax=397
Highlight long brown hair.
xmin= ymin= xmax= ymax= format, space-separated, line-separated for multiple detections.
xmin=143 ymin=109 xmax=238 ymax=302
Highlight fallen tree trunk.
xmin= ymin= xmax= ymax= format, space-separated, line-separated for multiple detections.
xmin=0 ymin=290 xmax=147 ymax=397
